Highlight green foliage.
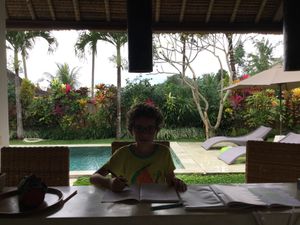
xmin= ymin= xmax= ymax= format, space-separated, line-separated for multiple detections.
xmin=243 ymin=90 xmax=278 ymax=128
xmin=246 ymin=38 xmax=280 ymax=75
xmin=157 ymin=127 xmax=203 ymax=140
xmin=198 ymin=73 xmax=222 ymax=124
xmin=20 ymin=79 xmax=35 ymax=109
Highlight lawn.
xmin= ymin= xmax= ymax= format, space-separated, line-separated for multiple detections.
xmin=73 ymin=174 xmax=245 ymax=186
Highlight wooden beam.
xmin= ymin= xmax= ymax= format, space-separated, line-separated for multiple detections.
xmin=104 ymin=0 xmax=111 ymax=22
xmin=5 ymin=3 xmax=9 ymax=19
xmin=26 ymin=0 xmax=36 ymax=20
xmin=72 ymin=0 xmax=80 ymax=21
xmin=205 ymin=0 xmax=215 ymax=23
xmin=47 ymin=0 xmax=56 ymax=21
xmin=6 ymin=20 xmax=283 ymax=33
xmin=273 ymin=1 xmax=283 ymax=22
xmin=179 ymin=0 xmax=187 ymax=23
xmin=255 ymin=0 xmax=268 ymax=23
xmin=230 ymin=0 xmax=241 ymax=23
xmin=155 ymin=0 xmax=160 ymax=22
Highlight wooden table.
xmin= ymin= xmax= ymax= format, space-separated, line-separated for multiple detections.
xmin=1 ymin=183 xmax=300 ymax=225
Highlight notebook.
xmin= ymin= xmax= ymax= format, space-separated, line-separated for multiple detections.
xmin=101 ymin=183 xmax=180 ymax=203
xmin=179 ymin=184 xmax=300 ymax=211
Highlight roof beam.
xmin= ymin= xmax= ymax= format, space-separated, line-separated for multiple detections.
xmin=155 ymin=0 xmax=160 ymax=22
xmin=5 ymin=3 xmax=9 ymax=19
xmin=47 ymin=0 xmax=56 ymax=21
xmin=104 ymin=0 xmax=111 ymax=22
xmin=6 ymin=20 xmax=283 ymax=33
xmin=255 ymin=0 xmax=268 ymax=23
xmin=273 ymin=1 xmax=283 ymax=22
xmin=230 ymin=0 xmax=241 ymax=23
xmin=72 ymin=0 xmax=80 ymax=21
xmin=26 ymin=0 xmax=36 ymax=20
xmin=205 ymin=0 xmax=215 ymax=23
xmin=179 ymin=0 xmax=187 ymax=22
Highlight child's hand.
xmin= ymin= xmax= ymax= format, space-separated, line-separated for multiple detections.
xmin=110 ymin=176 xmax=128 ymax=192
xmin=168 ymin=177 xmax=187 ymax=192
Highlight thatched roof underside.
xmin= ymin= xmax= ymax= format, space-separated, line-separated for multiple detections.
xmin=6 ymin=0 xmax=283 ymax=33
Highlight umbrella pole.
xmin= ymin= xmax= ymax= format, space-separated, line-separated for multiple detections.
xmin=279 ymin=84 xmax=282 ymax=135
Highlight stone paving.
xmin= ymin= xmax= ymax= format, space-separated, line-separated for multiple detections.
xmin=171 ymin=142 xmax=245 ymax=174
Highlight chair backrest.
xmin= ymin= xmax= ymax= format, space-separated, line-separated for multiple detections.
xmin=111 ymin=141 xmax=170 ymax=154
xmin=246 ymin=126 xmax=272 ymax=139
xmin=246 ymin=141 xmax=300 ymax=183
xmin=1 ymin=146 xmax=69 ymax=186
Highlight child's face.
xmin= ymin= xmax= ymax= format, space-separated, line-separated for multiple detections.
xmin=132 ymin=116 xmax=157 ymax=143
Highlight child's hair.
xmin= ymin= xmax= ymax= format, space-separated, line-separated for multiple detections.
xmin=127 ymin=103 xmax=164 ymax=134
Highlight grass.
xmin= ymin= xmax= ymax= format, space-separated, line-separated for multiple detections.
xmin=73 ymin=174 xmax=245 ymax=186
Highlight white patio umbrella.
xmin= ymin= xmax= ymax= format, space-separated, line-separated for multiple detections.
xmin=224 ymin=64 xmax=300 ymax=134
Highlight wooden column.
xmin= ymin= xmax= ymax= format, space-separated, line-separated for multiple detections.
xmin=127 ymin=0 xmax=152 ymax=73
xmin=283 ymin=0 xmax=300 ymax=71
xmin=0 ymin=0 xmax=9 ymax=147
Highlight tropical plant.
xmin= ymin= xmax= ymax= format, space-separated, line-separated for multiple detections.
xmin=97 ymin=32 xmax=128 ymax=139
xmin=75 ymin=31 xmax=103 ymax=98
xmin=44 ymin=63 xmax=80 ymax=88
xmin=6 ymin=31 xmax=57 ymax=139
xmin=246 ymin=38 xmax=281 ymax=75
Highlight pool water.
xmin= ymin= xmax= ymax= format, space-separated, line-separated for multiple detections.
xmin=69 ymin=146 xmax=184 ymax=171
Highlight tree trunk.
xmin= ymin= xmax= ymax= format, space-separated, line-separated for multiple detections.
xmin=21 ymin=51 xmax=28 ymax=79
xmin=14 ymin=50 xmax=24 ymax=139
xmin=91 ymin=47 xmax=95 ymax=98
xmin=116 ymin=45 xmax=122 ymax=139
xmin=226 ymin=33 xmax=237 ymax=80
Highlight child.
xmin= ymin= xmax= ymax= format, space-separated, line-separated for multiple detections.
xmin=90 ymin=103 xmax=187 ymax=192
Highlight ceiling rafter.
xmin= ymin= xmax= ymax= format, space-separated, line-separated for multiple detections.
xmin=179 ymin=0 xmax=187 ymax=22
xmin=273 ymin=1 xmax=283 ymax=22
xmin=26 ymin=0 xmax=36 ymax=20
xmin=230 ymin=0 xmax=241 ymax=23
xmin=155 ymin=0 xmax=161 ymax=22
xmin=104 ymin=0 xmax=111 ymax=22
xmin=205 ymin=0 xmax=215 ymax=23
xmin=72 ymin=0 xmax=80 ymax=21
xmin=255 ymin=0 xmax=268 ymax=23
xmin=47 ymin=0 xmax=56 ymax=21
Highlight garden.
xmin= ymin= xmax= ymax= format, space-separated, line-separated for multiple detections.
xmin=6 ymin=32 xmax=300 ymax=185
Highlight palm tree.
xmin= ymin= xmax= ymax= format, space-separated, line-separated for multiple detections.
xmin=44 ymin=63 xmax=80 ymax=88
xmin=98 ymin=32 xmax=128 ymax=139
xmin=20 ymin=31 xmax=57 ymax=79
xmin=75 ymin=31 xmax=103 ymax=98
xmin=6 ymin=31 xmax=57 ymax=139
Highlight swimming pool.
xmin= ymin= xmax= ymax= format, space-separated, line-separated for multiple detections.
xmin=69 ymin=146 xmax=184 ymax=171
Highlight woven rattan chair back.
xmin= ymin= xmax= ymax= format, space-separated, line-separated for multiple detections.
xmin=111 ymin=141 xmax=170 ymax=154
xmin=246 ymin=141 xmax=300 ymax=183
xmin=1 ymin=146 xmax=69 ymax=186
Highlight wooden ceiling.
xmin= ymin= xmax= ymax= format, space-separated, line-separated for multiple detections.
xmin=5 ymin=0 xmax=283 ymax=33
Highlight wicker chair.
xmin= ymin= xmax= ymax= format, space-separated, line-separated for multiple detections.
xmin=111 ymin=141 xmax=170 ymax=154
xmin=1 ymin=146 xmax=69 ymax=186
xmin=246 ymin=141 xmax=300 ymax=183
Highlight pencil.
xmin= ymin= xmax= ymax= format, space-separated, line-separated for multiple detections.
xmin=108 ymin=169 xmax=129 ymax=186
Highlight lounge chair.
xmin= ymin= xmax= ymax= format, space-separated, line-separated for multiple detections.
xmin=218 ymin=132 xmax=300 ymax=165
xmin=201 ymin=126 xmax=272 ymax=150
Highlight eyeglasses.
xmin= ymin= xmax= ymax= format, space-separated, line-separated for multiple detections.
xmin=133 ymin=125 xmax=157 ymax=133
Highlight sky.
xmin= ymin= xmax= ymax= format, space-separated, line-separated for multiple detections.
xmin=6 ymin=31 xmax=283 ymax=90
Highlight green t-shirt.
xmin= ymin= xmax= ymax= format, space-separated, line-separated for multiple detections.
xmin=101 ymin=144 xmax=175 ymax=185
